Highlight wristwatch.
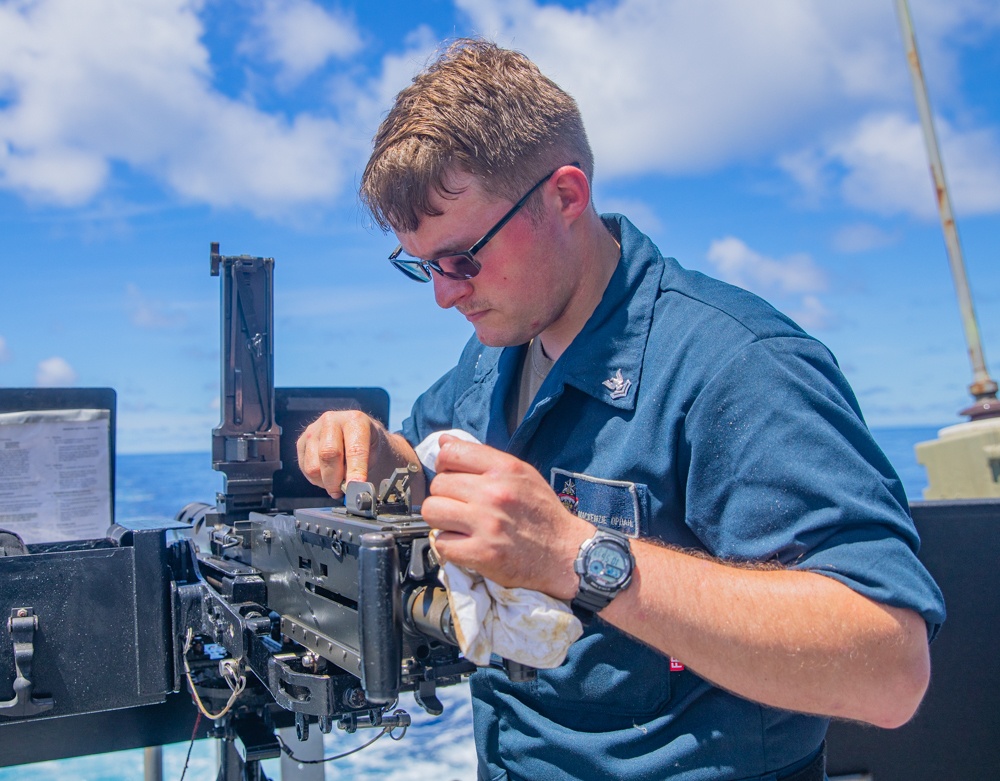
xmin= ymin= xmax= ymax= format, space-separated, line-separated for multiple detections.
xmin=571 ymin=528 xmax=634 ymax=620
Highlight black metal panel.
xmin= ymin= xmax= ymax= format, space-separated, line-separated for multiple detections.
xmin=0 ymin=526 xmax=175 ymax=728
xmin=271 ymin=386 xmax=390 ymax=507
xmin=0 ymin=694 xmax=202 ymax=768
xmin=128 ymin=522 xmax=183 ymax=696
xmin=827 ymin=498 xmax=1000 ymax=780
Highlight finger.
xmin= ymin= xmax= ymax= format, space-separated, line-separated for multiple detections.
xmin=434 ymin=437 xmax=510 ymax=476
xmin=420 ymin=494 xmax=479 ymax=537
xmin=315 ymin=424 xmax=347 ymax=497
xmin=340 ymin=414 xmax=374 ymax=485
xmin=297 ymin=422 xmax=331 ymax=491
xmin=427 ymin=470 xmax=482 ymax=505
xmin=431 ymin=529 xmax=472 ymax=546
xmin=429 ymin=529 xmax=476 ymax=568
xmin=296 ymin=426 xmax=312 ymax=482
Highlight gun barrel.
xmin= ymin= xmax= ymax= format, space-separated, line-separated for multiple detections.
xmin=405 ymin=585 xmax=457 ymax=646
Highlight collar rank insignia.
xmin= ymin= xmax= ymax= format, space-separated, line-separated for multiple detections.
xmin=602 ymin=369 xmax=631 ymax=400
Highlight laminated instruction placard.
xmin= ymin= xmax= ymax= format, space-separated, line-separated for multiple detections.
xmin=0 ymin=409 xmax=112 ymax=544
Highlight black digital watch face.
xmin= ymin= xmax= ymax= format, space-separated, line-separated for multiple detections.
xmin=585 ymin=541 xmax=630 ymax=589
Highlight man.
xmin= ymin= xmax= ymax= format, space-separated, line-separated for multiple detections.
xmin=298 ymin=39 xmax=945 ymax=781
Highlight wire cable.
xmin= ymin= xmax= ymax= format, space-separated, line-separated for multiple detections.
xmin=274 ymin=712 xmax=410 ymax=764
xmin=275 ymin=728 xmax=387 ymax=764
xmin=177 ymin=711 xmax=203 ymax=781
xmin=182 ymin=628 xmax=247 ymax=720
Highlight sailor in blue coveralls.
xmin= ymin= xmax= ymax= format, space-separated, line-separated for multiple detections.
xmin=298 ymin=39 xmax=945 ymax=781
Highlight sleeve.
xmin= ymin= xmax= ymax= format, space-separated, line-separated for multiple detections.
xmin=682 ymin=335 xmax=946 ymax=639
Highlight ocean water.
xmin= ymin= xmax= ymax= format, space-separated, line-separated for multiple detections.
xmin=1 ymin=425 xmax=942 ymax=780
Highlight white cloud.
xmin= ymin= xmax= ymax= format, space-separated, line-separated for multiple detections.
xmin=36 ymin=356 xmax=78 ymax=387
xmin=707 ymin=237 xmax=827 ymax=295
xmin=0 ymin=0 xmax=357 ymax=216
xmin=455 ymin=0 xmax=915 ymax=176
xmin=0 ymin=335 xmax=9 ymax=362
xmin=781 ymin=112 xmax=1000 ymax=219
xmin=1 ymin=0 xmax=998 ymax=222
xmin=159 ymin=108 xmax=351 ymax=213
xmin=329 ymin=25 xmax=440 ymax=154
xmin=453 ymin=0 xmax=1000 ymax=218
xmin=0 ymin=143 xmax=108 ymax=205
xmin=242 ymin=0 xmax=363 ymax=86
xmin=705 ymin=236 xmax=832 ymax=330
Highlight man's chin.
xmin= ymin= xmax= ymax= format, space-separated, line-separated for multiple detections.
xmin=471 ymin=324 xmax=523 ymax=349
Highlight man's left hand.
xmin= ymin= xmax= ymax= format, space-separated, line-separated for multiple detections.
xmin=420 ymin=434 xmax=593 ymax=599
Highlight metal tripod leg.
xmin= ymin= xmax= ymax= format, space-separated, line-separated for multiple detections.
xmin=213 ymin=712 xmax=279 ymax=781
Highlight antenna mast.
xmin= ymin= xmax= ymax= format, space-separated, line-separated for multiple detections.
xmin=895 ymin=0 xmax=998 ymax=420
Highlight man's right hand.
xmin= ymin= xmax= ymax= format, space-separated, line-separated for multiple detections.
xmin=295 ymin=410 xmax=423 ymax=500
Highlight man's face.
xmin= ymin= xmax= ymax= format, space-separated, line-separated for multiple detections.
xmin=394 ymin=172 xmax=579 ymax=348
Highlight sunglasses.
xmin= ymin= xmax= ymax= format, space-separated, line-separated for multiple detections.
xmin=388 ymin=163 xmax=580 ymax=283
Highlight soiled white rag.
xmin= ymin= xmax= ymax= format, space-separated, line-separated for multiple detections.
xmin=415 ymin=429 xmax=584 ymax=669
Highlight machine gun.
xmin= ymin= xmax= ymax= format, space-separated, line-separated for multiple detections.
xmin=166 ymin=245 xmax=482 ymax=777
xmin=0 ymin=244 xmax=529 ymax=780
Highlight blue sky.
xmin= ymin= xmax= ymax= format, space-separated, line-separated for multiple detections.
xmin=1 ymin=0 xmax=999 ymax=454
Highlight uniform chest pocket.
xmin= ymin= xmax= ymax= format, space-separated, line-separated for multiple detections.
xmin=527 ymin=626 xmax=673 ymax=731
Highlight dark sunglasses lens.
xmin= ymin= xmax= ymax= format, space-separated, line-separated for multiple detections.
xmin=391 ymin=258 xmax=431 ymax=283
xmin=436 ymin=254 xmax=480 ymax=280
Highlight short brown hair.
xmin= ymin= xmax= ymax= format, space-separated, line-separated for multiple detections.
xmin=360 ymin=38 xmax=594 ymax=232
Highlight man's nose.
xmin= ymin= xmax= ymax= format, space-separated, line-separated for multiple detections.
xmin=432 ymin=273 xmax=473 ymax=309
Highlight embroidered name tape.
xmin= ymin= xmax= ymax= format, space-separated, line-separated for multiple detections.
xmin=551 ymin=468 xmax=642 ymax=538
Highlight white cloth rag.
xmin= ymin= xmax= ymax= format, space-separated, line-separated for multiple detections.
xmin=415 ymin=429 xmax=583 ymax=668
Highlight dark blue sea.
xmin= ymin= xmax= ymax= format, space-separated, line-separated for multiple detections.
xmin=1 ymin=426 xmax=942 ymax=780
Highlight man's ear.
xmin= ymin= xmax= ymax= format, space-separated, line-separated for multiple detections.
xmin=551 ymin=164 xmax=591 ymax=224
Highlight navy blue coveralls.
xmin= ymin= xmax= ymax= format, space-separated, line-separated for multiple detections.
xmin=402 ymin=215 xmax=946 ymax=781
